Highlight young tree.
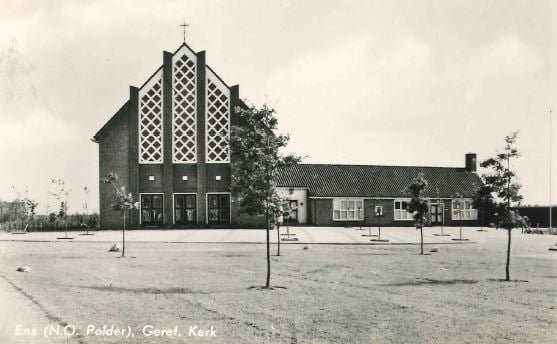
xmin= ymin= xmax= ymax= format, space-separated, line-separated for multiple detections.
xmin=80 ymin=186 xmax=94 ymax=235
xmin=101 ymin=172 xmax=138 ymax=258
xmin=50 ymin=179 xmax=72 ymax=239
xmin=230 ymin=104 xmax=301 ymax=289
xmin=480 ymin=131 xmax=524 ymax=281
xmin=12 ymin=186 xmax=38 ymax=233
xmin=406 ymin=173 xmax=429 ymax=255
xmin=473 ymin=183 xmax=497 ymax=231
xmin=451 ymin=193 xmax=469 ymax=241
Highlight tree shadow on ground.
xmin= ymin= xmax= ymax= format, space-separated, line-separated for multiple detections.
xmin=70 ymin=285 xmax=216 ymax=294
xmin=380 ymin=278 xmax=478 ymax=287
xmin=487 ymin=278 xmax=529 ymax=283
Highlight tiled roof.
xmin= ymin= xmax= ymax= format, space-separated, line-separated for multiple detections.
xmin=275 ymin=164 xmax=482 ymax=198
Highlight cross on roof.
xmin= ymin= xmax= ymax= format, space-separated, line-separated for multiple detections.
xmin=179 ymin=20 xmax=190 ymax=43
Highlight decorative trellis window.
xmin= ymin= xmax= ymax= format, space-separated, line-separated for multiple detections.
xmin=394 ymin=199 xmax=413 ymax=220
xmin=206 ymin=68 xmax=230 ymax=163
xmin=172 ymin=49 xmax=197 ymax=163
xmin=333 ymin=198 xmax=364 ymax=221
xmin=139 ymin=69 xmax=163 ymax=164
xmin=451 ymin=198 xmax=478 ymax=220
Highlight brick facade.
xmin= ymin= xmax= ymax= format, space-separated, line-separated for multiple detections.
xmin=94 ymin=43 xmax=482 ymax=229
xmin=95 ymin=43 xmax=264 ymax=229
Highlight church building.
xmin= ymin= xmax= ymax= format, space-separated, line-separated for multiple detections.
xmin=93 ymin=43 xmax=482 ymax=229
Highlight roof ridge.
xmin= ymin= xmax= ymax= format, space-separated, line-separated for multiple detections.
xmin=290 ymin=163 xmax=464 ymax=169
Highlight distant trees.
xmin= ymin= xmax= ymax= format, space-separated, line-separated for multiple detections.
xmin=101 ymin=172 xmax=138 ymax=257
xmin=230 ymin=103 xmax=301 ymax=288
xmin=406 ymin=173 xmax=429 ymax=255
xmin=480 ymin=132 xmax=524 ymax=281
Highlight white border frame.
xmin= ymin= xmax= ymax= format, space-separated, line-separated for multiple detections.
xmin=138 ymin=193 xmax=164 ymax=225
xmin=172 ymin=192 xmax=197 ymax=225
xmin=206 ymin=192 xmax=232 ymax=224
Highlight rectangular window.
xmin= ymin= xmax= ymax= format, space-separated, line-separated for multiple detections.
xmin=333 ymin=198 xmax=364 ymax=221
xmin=452 ymin=199 xmax=478 ymax=220
xmin=394 ymin=199 xmax=412 ymax=221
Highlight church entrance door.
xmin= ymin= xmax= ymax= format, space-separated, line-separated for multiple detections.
xmin=141 ymin=194 xmax=163 ymax=226
xmin=207 ymin=194 xmax=230 ymax=225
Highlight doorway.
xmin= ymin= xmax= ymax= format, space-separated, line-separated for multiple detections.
xmin=430 ymin=203 xmax=444 ymax=225
xmin=284 ymin=200 xmax=298 ymax=224
xmin=141 ymin=194 xmax=163 ymax=226
xmin=207 ymin=194 xmax=230 ymax=225
xmin=174 ymin=194 xmax=196 ymax=225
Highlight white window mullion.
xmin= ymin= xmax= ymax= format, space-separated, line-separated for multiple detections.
xmin=206 ymin=68 xmax=230 ymax=163
xmin=139 ymin=69 xmax=163 ymax=164
xmin=172 ymin=48 xmax=197 ymax=163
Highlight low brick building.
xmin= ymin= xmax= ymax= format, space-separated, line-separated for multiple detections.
xmin=93 ymin=42 xmax=482 ymax=229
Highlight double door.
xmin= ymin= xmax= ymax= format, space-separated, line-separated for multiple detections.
xmin=141 ymin=194 xmax=163 ymax=226
xmin=174 ymin=194 xmax=196 ymax=225
xmin=430 ymin=203 xmax=444 ymax=225
xmin=208 ymin=194 xmax=230 ymax=225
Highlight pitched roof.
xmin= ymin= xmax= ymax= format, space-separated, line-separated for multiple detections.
xmin=275 ymin=164 xmax=482 ymax=198
xmin=92 ymin=101 xmax=129 ymax=142
xmin=92 ymin=42 xmax=243 ymax=143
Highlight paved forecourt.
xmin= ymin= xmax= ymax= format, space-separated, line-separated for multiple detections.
xmin=0 ymin=226 xmax=530 ymax=245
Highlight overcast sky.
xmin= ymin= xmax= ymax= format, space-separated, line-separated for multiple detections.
xmin=0 ymin=0 xmax=555 ymax=213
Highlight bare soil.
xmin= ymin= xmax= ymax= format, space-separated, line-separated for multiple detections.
xmin=0 ymin=230 xmax=555 ymax=343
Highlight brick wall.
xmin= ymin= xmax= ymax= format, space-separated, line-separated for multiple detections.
xmin=206 ymin=164 xmax=231 ymax=193
xmin=306 ymin=197 xmax=480 ymax=227
xmin=98 ymin=108 xmax=129 ymax=229
xmin=138 ymin=165 xmax=164 ymax=193
xmin=173 ymin=164 xmax=197 ymax=193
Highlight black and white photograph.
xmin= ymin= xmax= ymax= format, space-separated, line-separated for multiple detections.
xmin=0 ymin=0 xmax=555 ymax=343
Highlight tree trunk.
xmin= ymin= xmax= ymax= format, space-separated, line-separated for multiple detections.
xmin=420 ymin=226 xmax=424 ymax=255
xmin=276 ymin=225 xmax=281 ymax=256
xmin=122 ymin=211 xmax=126 ymax=258
xmin=505 ymin=228 xmax=511 ymax=281
xmin=265 ymin=214 xmax=271 ymax=288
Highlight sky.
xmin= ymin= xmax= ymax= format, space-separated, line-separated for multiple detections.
xmin=0 ymin=0 xmax=555 ymax=214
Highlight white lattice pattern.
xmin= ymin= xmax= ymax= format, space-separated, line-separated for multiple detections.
xmin=172 ymin=53 xmax=197 ymax=163
xmin=139 ymin=72 xmax=163 ymax=163
xmin=206 ymin=73 xmax=230 ymax=163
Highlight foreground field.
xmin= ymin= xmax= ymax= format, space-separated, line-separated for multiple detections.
xmin=0 ymin=228 xmax=555 ymax=343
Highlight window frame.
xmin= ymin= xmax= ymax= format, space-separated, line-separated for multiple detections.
xmin=451 ymin=198 xmax=478 ymax=221
xmin=393 ymin=199 xmax=413 ymax=221
xmin=332 ymin=198 xmax=364 ymax=221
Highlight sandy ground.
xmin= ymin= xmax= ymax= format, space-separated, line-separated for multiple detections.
xmin=0 ymin=227 xmax=555 ymax=343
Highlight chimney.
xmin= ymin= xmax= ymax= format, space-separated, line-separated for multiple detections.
xmin=465 ymin=153 xmax=477 ymax=172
